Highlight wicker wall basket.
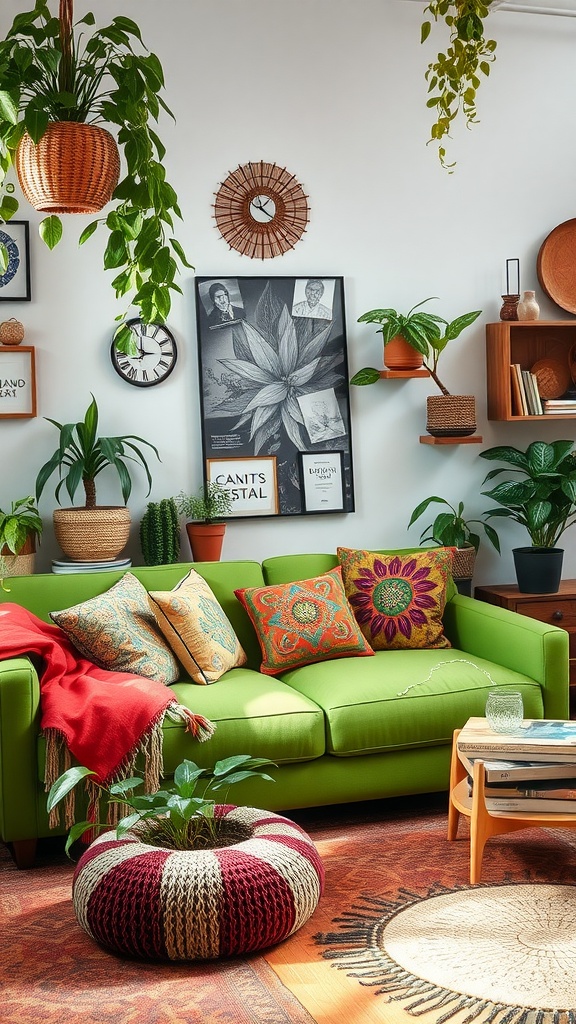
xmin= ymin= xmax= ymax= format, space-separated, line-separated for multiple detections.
xmin=53 ymin=507 xmax=131 ymax=561
xmin=15 ymin=122 xmax=120 ymax=215
xmin=426 ymin=395 xmax=477 ymax=438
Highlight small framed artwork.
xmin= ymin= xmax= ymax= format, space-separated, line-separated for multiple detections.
xmin=0 ymin=345 xmax=36 ymax=418
xmin=196 ymin=276 xmax=354 ymax=519
xmin=299 ymin=451 xmax=344 ymax=513
xmin=207 ymin=456 xmax=278 ymax=517
xmin=0 ymin=221 xmax=31 ymax=301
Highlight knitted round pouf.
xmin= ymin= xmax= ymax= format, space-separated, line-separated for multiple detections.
xmin=72 ymin=805 xmax=324 ymax=960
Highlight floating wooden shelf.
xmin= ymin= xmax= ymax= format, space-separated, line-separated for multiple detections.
xmin=486 ymin=320 xmax=576 ymax=421
xmin=419 ymin=435 xmax=483 ymax=445
xmin=379 ymin=368 xmax=429 ymax=379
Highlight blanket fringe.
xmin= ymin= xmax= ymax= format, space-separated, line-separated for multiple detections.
xmin=44 ymin=701 xmax=216 ymax=831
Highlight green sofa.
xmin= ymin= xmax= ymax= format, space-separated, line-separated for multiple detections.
xmin=0 ymin=552 xmax=569 ymax=867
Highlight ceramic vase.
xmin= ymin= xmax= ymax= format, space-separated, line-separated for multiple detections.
xmin=500 ymin=295 xmax=519 ymax=321
xmin=517 ymin=290 xmax=540 ymax=321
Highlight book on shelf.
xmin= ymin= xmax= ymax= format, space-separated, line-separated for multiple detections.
xmin=542 ymin=399 xmax=576 ymax=414
xmin=520 ymin=370 xmax=539 ymax=415
xmin=485 ymin=796 xmax=576 ymax=814
xmin=460 ymin=754 xmax=576 ymax=783
xmin=510 ymin=363 xmax=528 ymax=416
xmin=457 ymin=717 xmax=576 ymax=762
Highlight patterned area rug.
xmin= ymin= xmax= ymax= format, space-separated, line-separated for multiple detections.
xmin=0 ymin=837 xmax=316 ymax=1024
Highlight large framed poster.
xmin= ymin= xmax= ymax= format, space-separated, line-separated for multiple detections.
xmin=195 ymin=277 xmax=354 ymax=518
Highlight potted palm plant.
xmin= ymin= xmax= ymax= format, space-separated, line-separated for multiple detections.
xmin=352 ymin=300 xmax=482 ymax=436
xmin=0 ymin=495 xmax=43 ymax=577
xmin=35 ymin=394 xmax=159 ymax=561
xmin=175 ymin=482 xmax=233 ymax=562
xmin=480 ymin=440 xmax=576 ymax=593
xmin=0 ymin=0 xmax=192 ymax=351
xmin=408 ymin=494 xmax=500 ymax=594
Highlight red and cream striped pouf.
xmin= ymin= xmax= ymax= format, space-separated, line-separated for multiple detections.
xmin=72 ymin=805 xmax=324 ymax=959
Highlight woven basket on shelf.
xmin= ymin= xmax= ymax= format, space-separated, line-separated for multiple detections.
xmin=0 ymin=318 xmax=25 ymax=346
xmin=426 ymin=395 xmax=476 ymax=437
xmin=15 ymin=122 xmax=120 ymax=215
xmin=53 ymin=507 xmax=130 ymax=561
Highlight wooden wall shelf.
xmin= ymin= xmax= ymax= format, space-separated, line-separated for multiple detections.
xmin=420 ymin=435 xmax=483 ymax=445
xmin=486 ymin=320 xmax=576 ymax=421
xmin=379 ymin=368 xmax=429 ymax=379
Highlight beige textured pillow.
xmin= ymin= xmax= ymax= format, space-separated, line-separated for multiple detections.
xmin=149 ymin=567 xmax=247 ymax=684
xmin=50 ymin=571 xmax=180 ymax=683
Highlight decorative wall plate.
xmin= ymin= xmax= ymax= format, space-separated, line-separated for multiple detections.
xmin=537 ymin=218 xmax=576 ymax=314
xmin=213 ymin=161 xmax=309 ymax=259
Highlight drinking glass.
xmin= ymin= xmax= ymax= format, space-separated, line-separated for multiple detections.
xmin=485 ymin=690 xmax=524 ymax=734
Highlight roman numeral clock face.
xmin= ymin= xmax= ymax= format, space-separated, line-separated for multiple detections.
xmin=110 ymin=320 xmax=177 ymax=387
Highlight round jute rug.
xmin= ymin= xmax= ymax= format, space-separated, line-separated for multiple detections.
xmin=315 ymin=883 xmax=576 ymax=1022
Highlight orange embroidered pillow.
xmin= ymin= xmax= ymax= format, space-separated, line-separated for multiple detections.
xmin=235 ymin=568 xmax=374 ymax=676
xmin=337 ymin=547 xmax=453 ymax=651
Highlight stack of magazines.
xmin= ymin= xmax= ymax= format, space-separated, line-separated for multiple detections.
xmin=457 ymin=717 xmax=576 ymax=813
xmin=51 ymin=556 xmax=132 ymax=574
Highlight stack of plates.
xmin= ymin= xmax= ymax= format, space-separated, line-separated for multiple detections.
xmin=51 ymin=556 xmax=132 ymax=574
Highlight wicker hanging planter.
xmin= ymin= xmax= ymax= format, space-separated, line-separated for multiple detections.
xmin=13 ymin=0 xmax=120 ymax=215
xmin=15 ymin=122 xmax=120 ymax=214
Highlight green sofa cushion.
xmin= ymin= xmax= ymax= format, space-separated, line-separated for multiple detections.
xmin=278 ymin=648 xmax=544 ymax=756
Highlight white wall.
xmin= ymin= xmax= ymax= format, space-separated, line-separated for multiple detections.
xmin=2 ymin=0 xmax=576 ymax=584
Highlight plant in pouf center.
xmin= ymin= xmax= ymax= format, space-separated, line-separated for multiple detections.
xmin=48 ymin=754 xmax=276 ymax=855
xmin=0 ymin=0 xmax=192 ymax=354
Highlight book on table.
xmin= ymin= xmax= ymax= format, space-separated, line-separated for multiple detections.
xmin=457 ymin=717 xmax=576 ymax=763
xmin=485 ymin=796 xmax=576 ymax=814
xmin=460 ymin=754 xmax=576 ymax=783
xmin=468 ymin=778 xmax=576 ymax=799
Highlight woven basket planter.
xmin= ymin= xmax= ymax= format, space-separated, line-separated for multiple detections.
xmin=15 ymin=122 xmax=120 ymax=214
xmin=426 ymin=395 xmax=476 ymax=437
xmin=1 ymin=534 xmax=36 ymax=577
xmin=53 ymin=507 xmax=130 ymax=561
xmin=72 ymin=806 xmax=324 ymax=960
xmin=451 ymin=544 xmax=476 ymax=580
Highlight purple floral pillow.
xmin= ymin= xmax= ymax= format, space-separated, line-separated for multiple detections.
xmin=337 ymin=547 xmax=453 ymax=650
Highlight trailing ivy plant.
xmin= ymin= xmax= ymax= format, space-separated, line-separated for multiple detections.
xmin=421 ymin=0 xmax=497 ymax=171
xmin=0 ymin=0 xmax=193 ymax=353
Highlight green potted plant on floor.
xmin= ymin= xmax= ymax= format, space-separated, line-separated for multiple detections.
xmin=175 ymin=481 xmax=233 ymax=562
xmin=408 ymin=494 xmax=500 ymax=593
xmin=0 ymin=495 xmax=43 ymax=578
xmin=480 ymin=440 xmax=576 ymax=593
xmin=351 ymin=300 xmax=482 ymax=436
xmin=35 ymin=393 xmax=159 ymax=562
xmin=0 ymin=0 xmax=192 ymax=353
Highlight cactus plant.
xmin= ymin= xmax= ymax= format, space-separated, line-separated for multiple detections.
xmin=140 ymin=498 xmax=180 ymax=566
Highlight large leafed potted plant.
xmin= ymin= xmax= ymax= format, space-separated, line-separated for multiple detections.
xmin=352 ymin=300 xmax=482 ymax=436
xmin=408 ymin=493 xmax=500 ymax=592
xmin=175 ymin=482 xmax=233 ymax=563
xmin=0 ymin=0 xmax=192 ymax=352
xmin=480 ymin=440 xmax=576 ymax=593
xmin=35 ymin=393 xmax=159 ymax=561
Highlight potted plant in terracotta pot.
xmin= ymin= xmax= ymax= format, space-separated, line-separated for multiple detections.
xmin=35 ymin=394 xmax=159 ymax=562
xmin=0 ymin=0 xmax=192 ymax=352
xmin=480 ymin=440 xmax=576 ymax=594
xmin=175 ymin=482 xmax=233 ymax=562
xmin=355 ymin=297 xmax=446 ymax=372
xmin=408 ymin=494 xmax=500 ymax=594
xmin=352 ymin=302 xmax=482 ymax=437
xmin=0 ymin=495 xmax=43 ymax=578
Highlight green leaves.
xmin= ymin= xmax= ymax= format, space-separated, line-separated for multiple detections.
xmin=407 ymin=493 xmax=500 ymax=554
xmin=39 ymin=215 xmax=62 ymax=249
xmin=350 ymin=367 xmax=381 ymax=387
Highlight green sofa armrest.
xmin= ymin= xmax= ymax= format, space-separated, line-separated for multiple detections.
xmin=0 ymin=655 xmax=42 ymax=842
xmin=443 ymin=594 xmax=569 ymax=720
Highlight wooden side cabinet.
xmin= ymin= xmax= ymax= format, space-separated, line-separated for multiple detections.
xmin=475 ymin=581 xmax=576 ymax=700
xmin=486 ymin=320 xmax=576 ymax=420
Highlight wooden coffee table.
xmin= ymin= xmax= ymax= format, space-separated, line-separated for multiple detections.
xmin=448 ymin=727 xmax=576 ymax=884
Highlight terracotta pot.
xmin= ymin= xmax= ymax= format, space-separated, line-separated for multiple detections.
xmin=384 ymin=335 xmax=423 ymax=371
xmin=53 ymin=507 xmax=130 ymax=561
xmin=15 ymin=122 xmax=120 ymax=214
xmin=185 ymin=522 xmax=226 ymax=562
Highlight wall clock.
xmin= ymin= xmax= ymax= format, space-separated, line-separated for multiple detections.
xmin=110 ymin=319 xmax=177 ymax=387
xmin=213 ymin=161 xmax=309 ymax=260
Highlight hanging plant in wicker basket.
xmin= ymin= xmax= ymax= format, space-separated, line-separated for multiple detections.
xmin=0 ymin=0 xmax=192 ymax=354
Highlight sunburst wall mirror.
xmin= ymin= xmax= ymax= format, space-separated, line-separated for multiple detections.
xmin=213 ymin=161 xmax=309 ymax=259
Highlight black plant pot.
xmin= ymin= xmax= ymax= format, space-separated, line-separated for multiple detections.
xmin=512 ymin=546 xmax=564 ymax=594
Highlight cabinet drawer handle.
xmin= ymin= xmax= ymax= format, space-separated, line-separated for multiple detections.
xmin=552 ymin=610 xmax=564 ymax=622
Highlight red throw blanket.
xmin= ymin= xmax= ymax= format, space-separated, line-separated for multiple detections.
xmin=0 ymin=603 xmax=215 ymax=800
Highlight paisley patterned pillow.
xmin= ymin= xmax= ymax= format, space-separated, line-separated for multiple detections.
xmin=235 ymin=567 xmax=374 ymax=676
xmin=337 ymin=547 xmax=453 ymax=651
xmin=50 ymin=572 xmax=180 ymax=683
xmin=149 ymin=568 xmax=247 ymax=684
